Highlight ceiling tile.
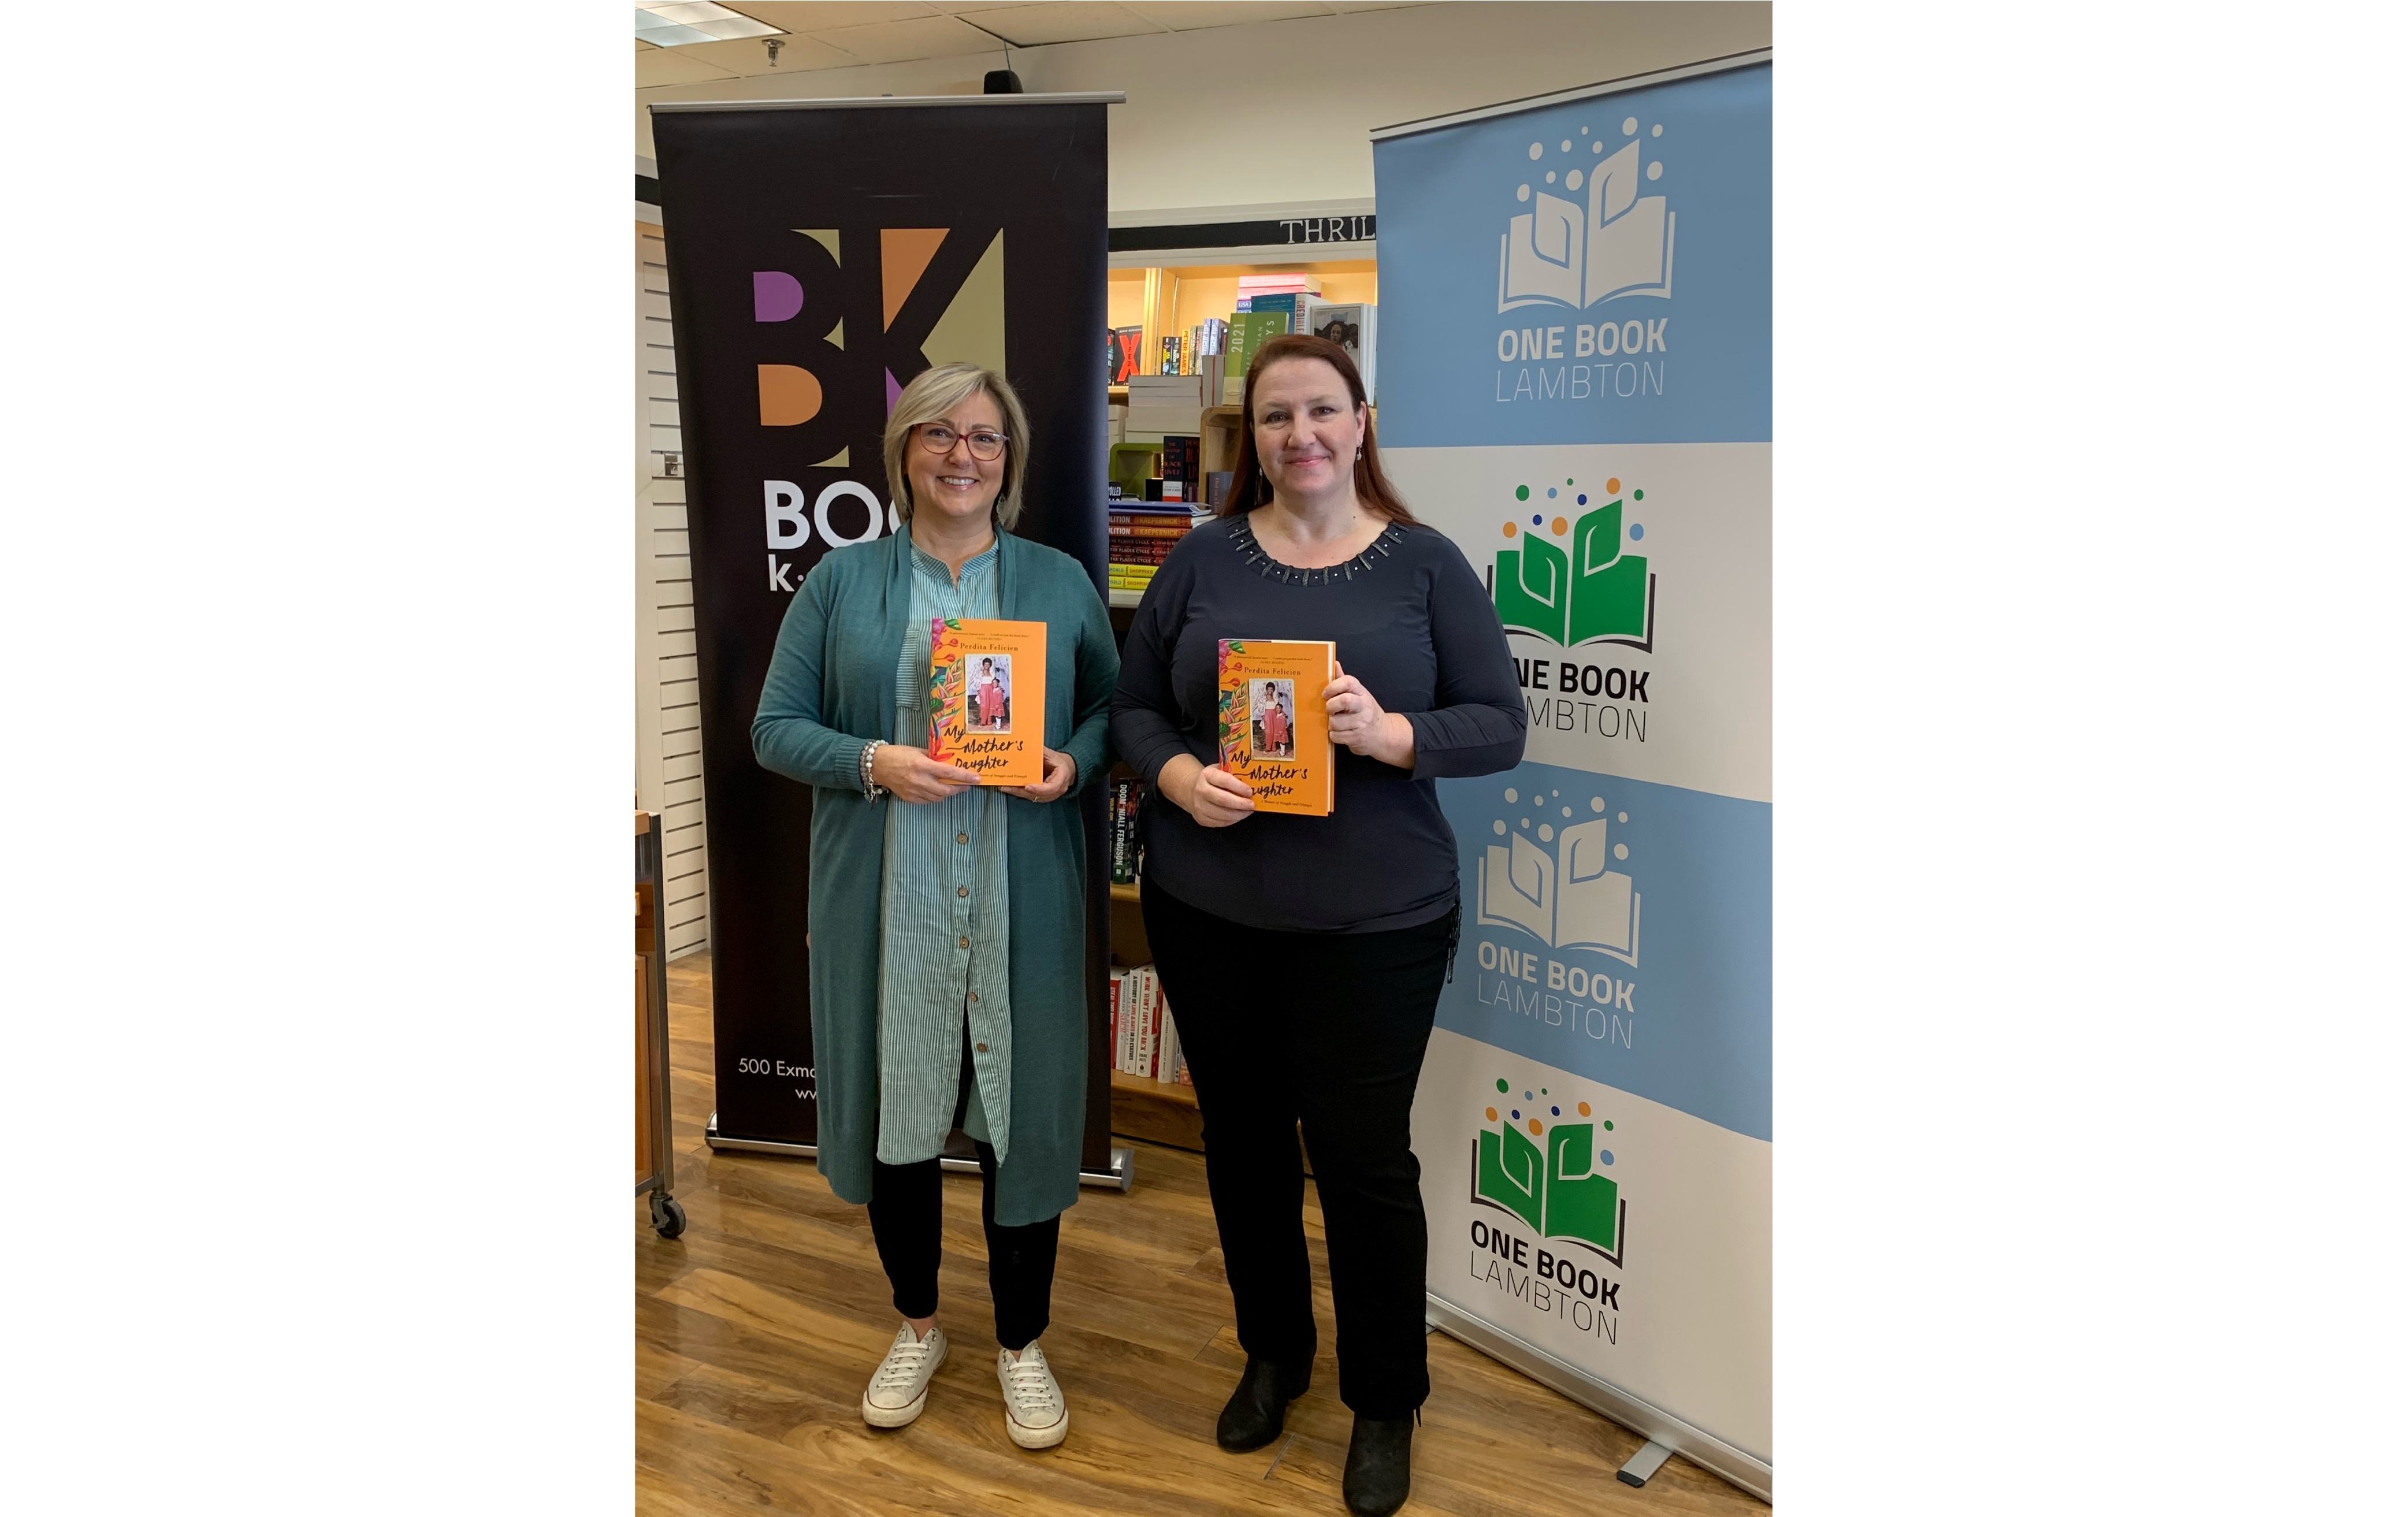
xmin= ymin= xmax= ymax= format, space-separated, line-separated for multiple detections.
xmin=805 ymin=13 xmax=1010 ymax=62
xmin=637 ymin=47 xmax=746 ymax=86
xmin=1326 ymin=2 xmax=1422 ymax=12
xmin=719 ymin=2 xmax=942 ymax=29
xmin=1119 ymin=2 xmax=1331 ymax=32
xmin=974 ymin=2 xmax=1160 ymax=47
xmin=664 ymin=32 xmax=870 ymax=73
xmin=923 ymin=2 xmax=1045 ymax=12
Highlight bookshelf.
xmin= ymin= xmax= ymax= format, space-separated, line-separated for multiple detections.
xmin=1105 ymin=863 xmax=1207 ymax=1151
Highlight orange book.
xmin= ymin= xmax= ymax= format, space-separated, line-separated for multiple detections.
xmin=928 ymin=618 xmax=1047 ymax=786
xmin=1216 ymin=638 xmax=1335 ymax=816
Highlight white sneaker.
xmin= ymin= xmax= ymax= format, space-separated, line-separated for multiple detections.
xmin=997 ymin=1341 xmax=1069 ymax=1449
xmin=861 ymin=1322 xmax=947 ymax=1429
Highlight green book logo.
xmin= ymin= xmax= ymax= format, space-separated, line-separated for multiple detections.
xmin=1490 ymin=480 xmax=1654 ymax=651
xmin=1474 ymin=1079 xmax=1625 ymax=1262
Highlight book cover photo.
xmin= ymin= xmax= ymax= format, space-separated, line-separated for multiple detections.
xmin=1214 ymin=638 xmax=1336 ymax=816
xmin=929 ymin=618 xmax=1048 ymax=786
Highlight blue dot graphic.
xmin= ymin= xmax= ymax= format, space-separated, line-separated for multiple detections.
xmin=1546 ymin=487 xmax=1557 ymax=498
xmin=1629 ymin=524 xmax=1645 ymax=541
xmin=1511 ymin=1110 xmax=1521 ymax=1120
xmin=1550 ymin=1106 xmax=1560 ymax=1116
xmin=1576 ymin=493 xmax=1587 ymax=504
xmin=1523 ymin=1091 xmax=1534 ymax=1100
xmin=1530 ymin=514 xmax=1542 ymax=525
xmin=1599 ymin=1149 xmax=1615 ymax=1165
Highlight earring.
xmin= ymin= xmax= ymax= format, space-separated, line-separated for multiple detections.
xmin=1355 ymin=447 xmax=1363 ymax=460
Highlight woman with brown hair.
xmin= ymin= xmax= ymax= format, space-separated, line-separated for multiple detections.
xmin=1109 ymin=334 xmax=1525 ymax=1516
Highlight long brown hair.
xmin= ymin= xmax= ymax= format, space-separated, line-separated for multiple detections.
xmin=1223 ymin=333 xmax=1416 ymax=523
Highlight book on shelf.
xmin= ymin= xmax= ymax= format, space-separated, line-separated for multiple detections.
xmin=1124 ymin=403 xmax=1205 ymax=440
xmin=1160 ymin=434 xmax=1200 ymax=487
xmin=1156 ymin=1005 xmax=1182 ymax=1085
xmin=1241 ymin=293 xmax=1302 ymax=328
xmin=1108 ymin=325 xmax=1143 ymax=386
xmin=1110 ymin=543 xmax=1177 ymax=567
xmin=1127 ymin=372 xmax=1207 ymax=404
xmin=1239 ymin=273 xmax=1321 ymax=296
xmin=1160 ymin=333 xmax=1186 ymax=375
xmin=1304 ymin=302 xmax=1377 ymax=403
xmin=1109 ymin=777 xmax=1142 ymax=884
xmin=1221 ymin=311 xmax=1291 ymax=404
xmin=1108 ymin=515 xmax=1194 ymax=537
xmin=1113 ymin=965 xmax=1163 ymax=1077
xmin=1204 ymin=470 xmax=1235 ymax=510
xmin=1216 ymin=638 xmax=1336 ymax=816
xmin=928 ymin=618 xmax=1046 ymax=785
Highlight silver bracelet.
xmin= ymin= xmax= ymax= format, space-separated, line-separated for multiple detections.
xmin=859 ymin=739 xmax=887 ymax=800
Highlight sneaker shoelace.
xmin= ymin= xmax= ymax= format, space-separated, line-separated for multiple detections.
xmin=874 ymin=1335 xmax=935 ymax=1392
xmin=1002 ymin=1349 xmax=1061 ymax=1414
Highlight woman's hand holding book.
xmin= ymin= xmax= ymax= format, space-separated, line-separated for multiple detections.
xmin=998 ymin=749 xmax=1079 ymax=804
xmin=873 ymin=743 xmax=983 ymax=804
xmin=1158 ymin=753 xmax=1257 ymax=829
xmin=1324 ymin=660 xmax=1415 ymax=769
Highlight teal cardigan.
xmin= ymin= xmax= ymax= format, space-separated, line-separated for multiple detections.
xmin=752 ymin=528 xmax=1118 ymax=1226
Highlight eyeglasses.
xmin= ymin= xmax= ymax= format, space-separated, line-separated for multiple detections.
xmin=915 ymin=423 xmax=1009 ymax=462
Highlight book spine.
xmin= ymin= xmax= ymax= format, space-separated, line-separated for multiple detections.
xmin=1157 ymin=1006 xmax=1179 ymax=1085
xmin=1143 ymin=969 xmax=1162 ymax=1079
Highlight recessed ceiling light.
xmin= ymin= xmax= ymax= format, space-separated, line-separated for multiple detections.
xmin=636 ymin=3 xmax=783 ymax=49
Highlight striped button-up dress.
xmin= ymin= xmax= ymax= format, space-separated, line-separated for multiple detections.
xmin=874 ymin=539 xmax=1013 ymax=1166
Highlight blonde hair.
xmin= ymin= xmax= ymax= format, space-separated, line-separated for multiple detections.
xmin=882 ymin=363 xmax=1031 ymax=530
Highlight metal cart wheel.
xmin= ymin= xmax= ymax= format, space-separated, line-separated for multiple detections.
xmin=650 ymin=1193 xmax=687 ymax=1239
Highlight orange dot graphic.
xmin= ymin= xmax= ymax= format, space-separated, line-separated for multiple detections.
xmin=1606 ymin=477 xmax=1621 ymax=493
xmin=1528 ymin=1119 xmax=1544 ymax=1136
xmin=1502 ymin=520 xmax=1518 ymax=537
xmin=1485 ymin=1107 xmax=1498 ymax=1122
xmin=1578 ymin=1100 xmax=1592 ymax=1116
xmin=1551 ymin=516 xmax=1569 ymax=535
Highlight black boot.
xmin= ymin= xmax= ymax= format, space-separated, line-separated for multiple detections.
xmin=1216 ymin=1355 xmax=1312 ymax=1451
xmin=1342 ymin=1410 xmax=1416 ymax=1516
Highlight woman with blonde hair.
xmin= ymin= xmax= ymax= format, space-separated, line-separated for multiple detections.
xmin=752 ymin=362 xmax=1118 ymax=1451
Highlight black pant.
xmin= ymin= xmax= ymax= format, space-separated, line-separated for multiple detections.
xmin=1143 ymin=880 xmax=1455 ymax=1419
xmin=867 ymin=1140 xmax=1059 ymax=1351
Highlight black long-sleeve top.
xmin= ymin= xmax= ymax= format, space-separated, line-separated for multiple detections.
xmin=1110 ymin=512 xmax=1527 ymax=934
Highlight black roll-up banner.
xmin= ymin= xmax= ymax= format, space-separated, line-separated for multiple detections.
xmin=651 ymin=101 xmax=1112 ymax=1169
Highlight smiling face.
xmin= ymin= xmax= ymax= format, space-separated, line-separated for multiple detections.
xmin=905 ymin=388 xmax=1007 ymax=528
xmin=1250 ymin=357 xmax=1366 ymax=507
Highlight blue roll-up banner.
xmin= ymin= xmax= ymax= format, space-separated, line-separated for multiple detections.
xmin=1374 ymin=53 xmax=1771 ymax=1498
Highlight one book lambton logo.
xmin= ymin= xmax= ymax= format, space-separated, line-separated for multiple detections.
xmin=1499 ymin=125 xmax=1674 ymax=313
xmin=1476 ymin=782 xmax=1640 ymax=965
xmin=1487 ymin=478 xmax=1655 ymax=652
xmin=1474 ymin=1079 xmax=1625 ymax=1264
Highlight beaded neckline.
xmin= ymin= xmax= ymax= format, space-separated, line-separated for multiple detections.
xmin=1225 ymin=514 xmax=1407 ymax=587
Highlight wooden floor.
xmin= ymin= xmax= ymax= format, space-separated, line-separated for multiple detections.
xmin=639 ymin=953 xmax=1768 ymax=1516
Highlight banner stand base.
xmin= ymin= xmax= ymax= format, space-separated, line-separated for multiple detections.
xmin=1615 ymin=1441 xmax=1673 ymax=1488
xmin=1422 ymin=1293 xmax=1770 ymax=1503
xmin=704 ymin=1112 xmax=1135 ymax=1191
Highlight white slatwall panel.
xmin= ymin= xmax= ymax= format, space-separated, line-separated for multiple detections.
xmin=638 ymin=221 xmax=709 ymax=958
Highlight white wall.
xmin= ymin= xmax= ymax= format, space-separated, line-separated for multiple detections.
xmin=635 ymin=2 xmax=1770 ymax=217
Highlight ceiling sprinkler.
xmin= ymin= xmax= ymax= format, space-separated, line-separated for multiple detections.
xmin=764 ymin=37 xmax=783 ymax=65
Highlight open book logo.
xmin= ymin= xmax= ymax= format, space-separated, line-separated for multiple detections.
xmin=1499 ymin=132 xmax=1674 ymax=313
xmin=1479 ymin=810 xmax=1640 ymax=967
xmin=1487 ymin=477 xmax=1655 ymax=651
xmin=1474 ymin=1079 xmax=1625 ymax=1265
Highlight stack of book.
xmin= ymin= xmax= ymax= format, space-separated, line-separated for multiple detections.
xmin=1109 ymin=965 xmax=1190 ymax=1085
xmin=1124 ymin=373 xmax=1206 ymax=442
xmin=1109 ymin=496 xmax=1203 ymax=595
